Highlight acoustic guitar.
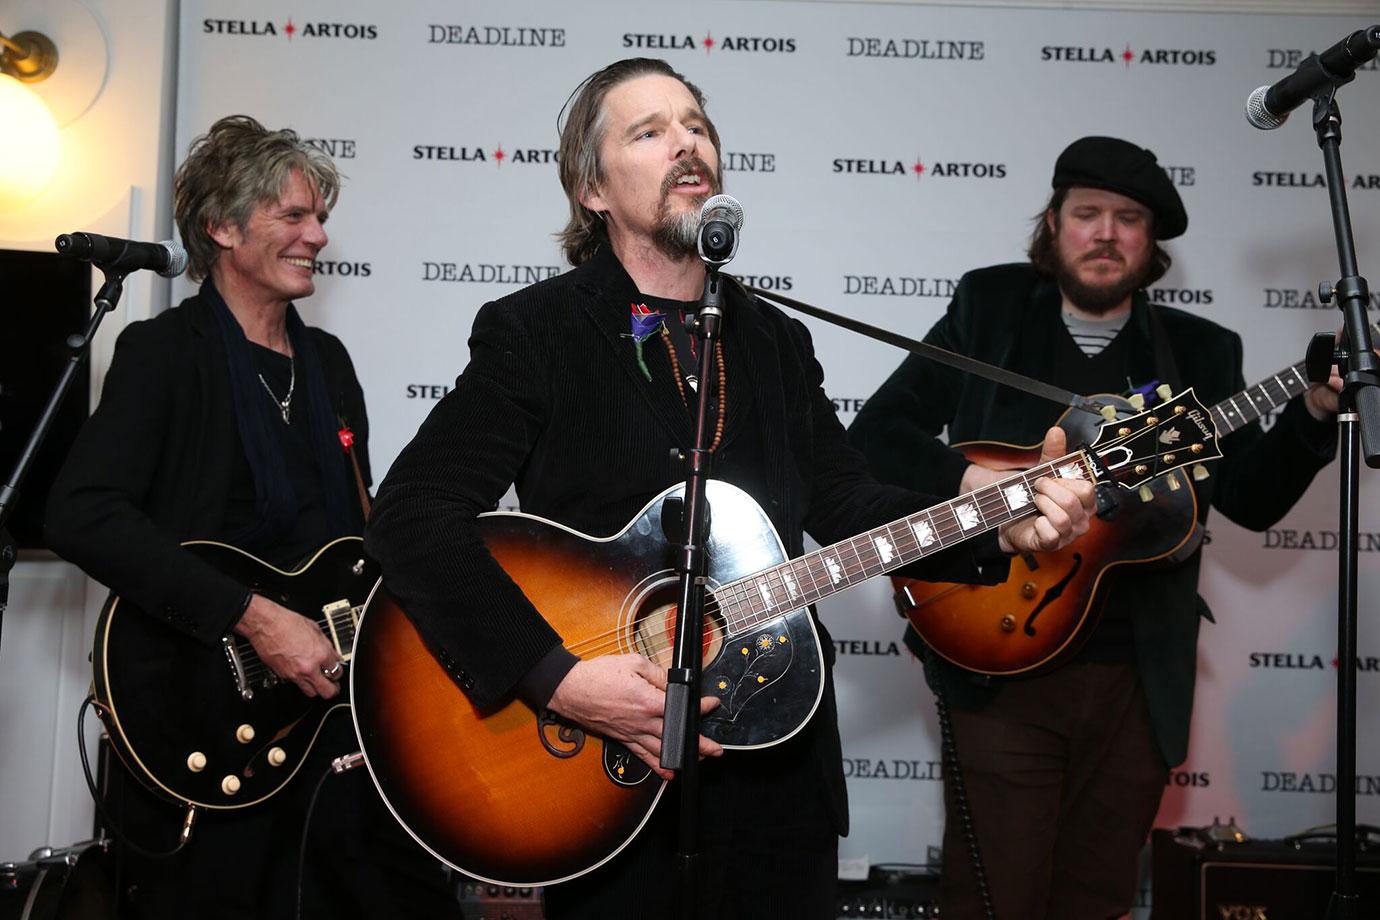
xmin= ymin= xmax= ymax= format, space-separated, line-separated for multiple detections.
xmin=893 ymin=362 xmax=1318 ymax=676
xmin=91 ymin=536 xmax=376 ymax=809
xmin=350 ymin=390 xmax=1218 ymax=887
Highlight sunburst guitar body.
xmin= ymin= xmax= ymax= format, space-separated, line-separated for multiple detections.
xmin=894 ymin=359 xmax=1316 ymax=675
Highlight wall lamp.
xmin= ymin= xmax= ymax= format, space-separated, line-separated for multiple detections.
xmin=0 ymin=29 xmax=59 ymax=83
xmin=0 ymin=28 xmax=61 ymax=212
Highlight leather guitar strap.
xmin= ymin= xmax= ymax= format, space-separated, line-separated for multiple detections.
xmin=337 ymin=415 xmax=372 ymax=523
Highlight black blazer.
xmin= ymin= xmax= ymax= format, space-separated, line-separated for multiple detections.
xmin=44 ymin=293 xmax=370 ymax=646
xmin=366 ymin=246 xmax=1008 ymax=832
xmin=849 ymin=263 xmax=1337 ymax=766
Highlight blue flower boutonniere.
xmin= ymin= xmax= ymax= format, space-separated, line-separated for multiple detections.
xmin=628 ymin=302 xmax=666 ymax=381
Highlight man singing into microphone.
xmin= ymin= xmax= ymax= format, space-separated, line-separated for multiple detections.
xmin=365 ymin=58 xmax=1094 ymax=919
xmin=849 ymin=135 xmax=1341 ymax=920
xmin=45 ymin=115 xmax=458 ymax=919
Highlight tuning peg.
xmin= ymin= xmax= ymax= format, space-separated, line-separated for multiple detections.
xmin=1192 ymin=464 xmax=1210 ymax=481
xmin=1127 ymin=393 xmax=1146 ymax=410
xmin=1156 ymin=384 xmax=1174 ymax=401
xmin=1138 ymin=485 xmax=1155 ymax=503
xmin=1100 ymin=404 xmax=1119 ymax=421
xmin=1166 ymin=472 xmax=1181 ymax=491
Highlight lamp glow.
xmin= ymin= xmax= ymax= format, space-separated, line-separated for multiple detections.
xmin=0 ymin=73 xmax=60 ymax=211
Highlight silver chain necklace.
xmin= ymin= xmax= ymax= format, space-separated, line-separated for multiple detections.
xmin=257 ymin=358 xmax=295 ymax=424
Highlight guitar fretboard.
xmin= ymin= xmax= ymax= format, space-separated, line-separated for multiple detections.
xmin=1210 ymin=361 xmax=1311 ymax=436
xmin=709 ymin=454 xmax=1097 ymax=637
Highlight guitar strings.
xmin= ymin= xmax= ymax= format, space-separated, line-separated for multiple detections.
xmin=237 ymin=605 xmax=363 ymax=682
xmin=559 ymin=456 xmax=1096 ymax=660
xmin=242 ymin=423 xmax=1170 ymax=681
xmin=552 ymin=419 xmax=1171 ymax=661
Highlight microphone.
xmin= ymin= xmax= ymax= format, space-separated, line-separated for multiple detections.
xmin=54 ymin=232 xmax=189 ymax=278
xmin=697 ymin=194 xmax=744 ymax=267
xmin=1246 ymin=25 xmax=1380 ymax=129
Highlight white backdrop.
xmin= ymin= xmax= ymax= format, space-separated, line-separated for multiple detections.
xmin=174 ymin=0 xmax=1380 ymax=901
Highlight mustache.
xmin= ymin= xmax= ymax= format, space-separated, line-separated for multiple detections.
xmin=660 ymin=157 xmax=717 ymax=199
xmin=1082 ymin=245 xmax=1125 ymax=264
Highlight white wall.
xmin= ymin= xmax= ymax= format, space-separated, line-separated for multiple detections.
xmin=0 ymin=0 xmax=178 ymax=860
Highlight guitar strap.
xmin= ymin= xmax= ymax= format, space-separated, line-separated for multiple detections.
xmin=336 ymin=416 xmax=372 ymax=523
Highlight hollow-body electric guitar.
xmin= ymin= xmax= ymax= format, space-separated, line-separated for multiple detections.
xmin=894 ymin=361 xmax=1318 ymax=677
xmin=91 ymin=537 xmax=377 ymax=809
xmin=350 ymin=390 xmax=1219 ymax=887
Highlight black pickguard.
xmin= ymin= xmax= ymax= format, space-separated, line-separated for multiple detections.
xmin=637 ymin=482 xmax=826 ymax=751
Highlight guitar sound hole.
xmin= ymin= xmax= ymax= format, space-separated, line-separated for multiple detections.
xmin=631 ymin=584 xmax=725 ymax=670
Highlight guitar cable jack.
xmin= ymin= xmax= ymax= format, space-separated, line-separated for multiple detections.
xmin=331 ymin=751 xmax=365 ymax=774
xmin=180 ymin=806 xmax=198 ymax=845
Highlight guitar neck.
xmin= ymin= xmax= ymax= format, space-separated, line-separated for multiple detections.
xmin=713 ymin=453 xmax=1096 ymax=634
xmin=1208 ymin=360 xmax=1310 ymax=437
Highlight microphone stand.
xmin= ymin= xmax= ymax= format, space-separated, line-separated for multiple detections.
xmin=1302 ymin=90 xmax=1380 ymax=920
xmin=0 ymin=266 xmax=127 ymax=660
xmin=660 ymin=264 xmax=726 ymax=920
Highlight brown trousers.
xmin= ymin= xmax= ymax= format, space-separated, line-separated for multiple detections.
xmin=938 ymin=660 xmax=1169 ymax=920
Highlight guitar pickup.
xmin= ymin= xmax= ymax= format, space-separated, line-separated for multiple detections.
xmin=322 ymin=599 xmax=354 ymax=658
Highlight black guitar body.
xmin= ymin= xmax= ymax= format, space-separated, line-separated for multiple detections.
xmin=92 ymin=537 xmax=377 ymax=809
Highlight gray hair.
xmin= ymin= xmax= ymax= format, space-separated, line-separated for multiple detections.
xmin=174 ymin=115 xmax=341 ymax=281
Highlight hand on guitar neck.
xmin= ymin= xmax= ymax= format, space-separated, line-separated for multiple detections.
xmin=234 ymin=594 xmax=345 ymax=699
xmin=989 ymin=427 xmax=1095 ymax=556
xmin=547 ymin=655 xmax=725 ymax=781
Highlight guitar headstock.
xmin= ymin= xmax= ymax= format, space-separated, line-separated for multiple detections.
xmin=1087 ymin=388 xmax=1223 ymax=490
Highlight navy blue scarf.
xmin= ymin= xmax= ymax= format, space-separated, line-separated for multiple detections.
xmin=202 ymin=280 xmax=354 ymax=549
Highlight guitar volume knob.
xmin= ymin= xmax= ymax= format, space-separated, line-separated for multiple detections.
xmin=186 ymin=752 xmax=207 ymax=772
xmin=221 ymin=775 xmax=241 ymax=795
xmin=236 ymin=724 xmax=255 ymax=744
xmin=268 ymin=747 xmax=287 ymax=767
xmin=1000 ymin=614 xmax=1016 ymax=633
xmin=1019 ymin=582 xmax=1037 ymax=599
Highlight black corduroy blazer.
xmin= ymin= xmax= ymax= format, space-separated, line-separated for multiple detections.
xmin=366 ymin=246 xmax=1008 ymax=832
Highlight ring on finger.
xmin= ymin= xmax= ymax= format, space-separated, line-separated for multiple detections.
xmin=321 ymin=661 xmax=344 ymax=680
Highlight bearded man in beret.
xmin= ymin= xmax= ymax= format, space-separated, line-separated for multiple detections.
xmin=849 ymin=136 xmax=1342 ymax=919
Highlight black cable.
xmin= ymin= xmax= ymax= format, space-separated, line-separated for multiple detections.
xmin=77 ymin=695 xmax=189 ymax=860
xmin=930 ymin=674 xmax=997 ymax=920
xmin=295 ymin=762 xmax=337 ymax=920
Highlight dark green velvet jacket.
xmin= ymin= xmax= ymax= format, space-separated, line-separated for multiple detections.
xmin=848 ymin=263 xmax=1337 ymax=767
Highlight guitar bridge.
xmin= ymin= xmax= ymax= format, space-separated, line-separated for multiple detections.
xmin=222 ymin=636 xmax=253 ymax=701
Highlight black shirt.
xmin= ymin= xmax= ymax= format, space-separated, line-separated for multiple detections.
xmin=223 ymin=344 xmax=333 ymax=568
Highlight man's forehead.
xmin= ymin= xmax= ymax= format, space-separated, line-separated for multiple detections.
xmin=1062 ymin=186 xmax=1150 ymax=213
xmin=606 ymin=74 xmax=703 ymax=123
xmin=264 ymin=170 xmax=325 ymax=212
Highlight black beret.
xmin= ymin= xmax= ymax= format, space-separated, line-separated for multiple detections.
xmin=1052 ymin=136 xmax=1187 ymax=240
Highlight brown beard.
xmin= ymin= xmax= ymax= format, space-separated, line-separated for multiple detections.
xmin=651 ymin=156 xmax=721 ymax=259
xmin=1054 ymin=244 xmax=1152 ymax=315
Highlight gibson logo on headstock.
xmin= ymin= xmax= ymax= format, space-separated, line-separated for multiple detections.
xmin=1186 ymin=407 xmax=1216 ymax=441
